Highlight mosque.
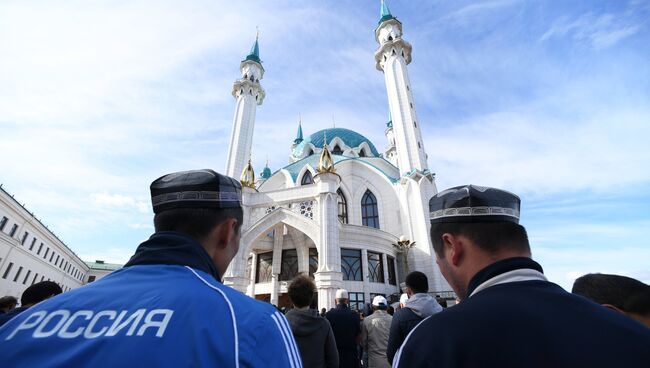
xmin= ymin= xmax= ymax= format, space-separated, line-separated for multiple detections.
xmin=222 ymin=2 xmax=451 ymax=310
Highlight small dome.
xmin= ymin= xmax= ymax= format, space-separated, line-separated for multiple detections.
xmin=293 ymin=128 xmax=379 ymax=157
xmin=261 ymin=165 xmax=272 ymax=179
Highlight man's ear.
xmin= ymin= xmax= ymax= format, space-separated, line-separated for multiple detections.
xmin=213 ymin=218 xmax=239 ymax=249
xmin=441 ymin=233 xmax=463 ymax=267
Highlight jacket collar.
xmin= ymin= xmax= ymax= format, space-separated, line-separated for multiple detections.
xmin=124 ymin=231 xmax=221 ymax=281
xmin=467 ymin=257 xmax=544 ymax=297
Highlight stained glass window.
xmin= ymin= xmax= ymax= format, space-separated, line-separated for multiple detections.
xmin=367 ymin=251 xmax=384 ymax=283
xmin=361 ymin=190 xmax=379 ymax=228
xmin=256 ymin=251 xmax=273 ymax=283
xmin=341 ymin=248 xmax=362 ymax=281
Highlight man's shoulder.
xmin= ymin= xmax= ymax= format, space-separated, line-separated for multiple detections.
xmin=394 ymin=306 xmax=419 ymax=321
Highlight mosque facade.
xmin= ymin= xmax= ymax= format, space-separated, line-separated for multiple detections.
xmin=222 ymin=3 xmax=451 ymax=310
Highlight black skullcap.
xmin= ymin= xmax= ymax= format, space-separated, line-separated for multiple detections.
xmin=151 ymin=169 xmax=242 ymax=214
xmin=429 ymin=185 xmax=520 ymax=224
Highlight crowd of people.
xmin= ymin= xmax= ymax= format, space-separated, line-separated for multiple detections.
xmin=0 ymin=170 xmax=648 ymax=367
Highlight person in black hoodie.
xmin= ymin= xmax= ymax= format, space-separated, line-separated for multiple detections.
xmin=386 ymin=271 xmax=442 ymax=364
xmin=286 ymin=274 xmax=338 ymax=368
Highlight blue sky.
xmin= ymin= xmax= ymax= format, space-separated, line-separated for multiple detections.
xmin=1 ymin=0 xmax=648 ymax=290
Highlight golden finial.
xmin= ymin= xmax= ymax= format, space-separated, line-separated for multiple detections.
xmin=240 ymin=158 xmax=256 ymax=188
xmin=318 ymin=138 xmax=336 ymax=174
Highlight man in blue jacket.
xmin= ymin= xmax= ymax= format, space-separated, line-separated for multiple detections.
xmin=393 ymin=185 xmax=650 ymax=368
xmin=0 ymin=169 xmax=302 ymax=368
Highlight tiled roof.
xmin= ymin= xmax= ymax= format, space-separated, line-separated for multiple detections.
xmin=293 ymin=128 xmax=380 ymax=157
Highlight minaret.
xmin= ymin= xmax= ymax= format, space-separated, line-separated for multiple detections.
xmin=374 ymin=0 xmax=428 ymax=176
xmin=225 ymin=32 xmax=266 ymax=179
xmin=375 ymin=2 xmax=448 ymax=293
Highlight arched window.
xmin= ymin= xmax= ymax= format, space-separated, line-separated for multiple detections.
xmin=301 ymin=171 xmax=313 ymax=185
xmin=307 ymin=148 xmax=314 ymax=156
xmin=332 ymin=145 xmax=343 ymax=155
xmin=361 ymin=190 xmax=379 ymax=228
xmin=359 ymin=149 xmax=366 ymax=157
xmin=337 ymin=188 xmax=348 ymax=224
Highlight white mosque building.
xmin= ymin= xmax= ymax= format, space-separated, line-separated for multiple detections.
xmin=222 ymin=2 xmax=451 ymax=310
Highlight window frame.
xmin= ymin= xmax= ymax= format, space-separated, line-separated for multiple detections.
xmin=341 ymin=248 xmax=363 ymax=281
xmin=367 ymin=251 xmax=385 ymax=283
xmin=361 ymin=190 xmax=380 ymax=229
xmin=301 ymin=170 xmax=314 ymax=185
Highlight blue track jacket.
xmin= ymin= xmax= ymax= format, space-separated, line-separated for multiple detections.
xmin=0 ymin=232 xmax=303 ymax=368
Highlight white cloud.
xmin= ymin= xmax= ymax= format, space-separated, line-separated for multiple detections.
xmin=427 ymin=107 xmax=650 ymax=195
xmin=91 ymin=194 xmax=150 ymax=215
xmin=539 ymin=7 xmax=644 ymax=50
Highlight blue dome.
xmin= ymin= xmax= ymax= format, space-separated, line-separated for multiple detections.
xmin=293 ymin=128 xmax=379 ymax=157
xmin=261 ymin=165 xmax=272 ymax=179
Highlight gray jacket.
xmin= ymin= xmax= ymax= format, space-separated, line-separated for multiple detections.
xmin=286 ymin=308 xmax=339 ymax=368
xmin=362 ymin=309 xmax=392 ymax=368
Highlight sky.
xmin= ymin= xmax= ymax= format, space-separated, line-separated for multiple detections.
xmin=1 ymin=0 xmax=649 ymax=290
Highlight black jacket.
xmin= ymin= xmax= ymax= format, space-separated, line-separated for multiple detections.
xmin=386 ymin=293 xmax=442 ymax=363
xmin=286 ymin=308 xmax=339 ymax=368
xmin=326 ymin=304 xmax=361 ymax=368
xmin=394 ymin=257 xmax=650 ymax=368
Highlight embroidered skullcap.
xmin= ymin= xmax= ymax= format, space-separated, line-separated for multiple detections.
xmin=429 ymin=185 xmax=520 ymax=224
xmin=151 ymin=169 xmax=242 ymax=214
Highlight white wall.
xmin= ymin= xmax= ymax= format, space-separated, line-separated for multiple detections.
xmin=0 ymin=187 xmax=89 ymax=300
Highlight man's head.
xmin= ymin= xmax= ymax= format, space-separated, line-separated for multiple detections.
xmin=335 ymin=289 xmax=349 ymax=305
xmin=288 ymin=274 xmax=316 ymax=308
xmin=404 ymin=271 xmax=428 ymax=297
xmin=372 ymin=295 xmax=388 ymax=311
xmin=572 ymin=273 xmax=650 ymax=328
xmin=0 ymin=296 xmax=17 ymax=312
xmin=429 ymin=185 xmax=529 ymax=300
xmin=150 ymin=169 xmax=243 ymax=274
xmin=21 ymin=281 xmax=62 ymax=307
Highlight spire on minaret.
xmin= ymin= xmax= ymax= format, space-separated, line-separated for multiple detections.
xmin=245 ymin=27 xmax=261 ymax=63
xmin=379 ymin=0 xmax=395 ymax=24
xmin=294 ymin=115 xmax=303 ymax=144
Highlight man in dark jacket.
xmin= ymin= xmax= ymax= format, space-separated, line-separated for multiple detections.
xmin=386 ymin=271 xmax=442 ymax=364
xmin=0 ymin=281 xmax=62 ymax=327
xmin=326 ymin=289 xmax=361 ymax=368
xmin=286 ymin=274 xmax=338 ymax=368
xmin=393 ymin=185 xmax=650 ymax=367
